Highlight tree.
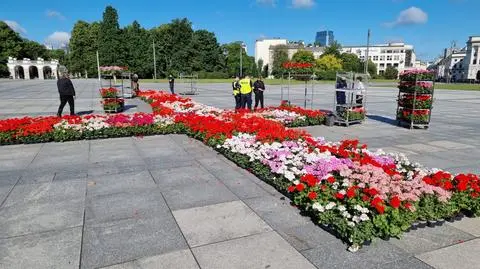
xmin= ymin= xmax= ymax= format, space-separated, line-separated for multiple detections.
xmin=257 ymin=59 xmax=264 ymax=77
xmin=191 ymin=30 xmax=224 ymax=73
xmin=315 ymin=54 xmax=343 ymax=71
xmin=322 ymin=41 xmax=342 ymax=58
xmin=262 ymin=64 xmax=269 ymax=78
xmin=271 ymin=45 xmax=289 ymax=78
xmin=291 ymin=50 xmax=315 ymax=64
xmin=340 ymin=53 xmax=361 ymax=72
xmin=384 ymin=66 xmax=399 ymax=79
xmin=69 ymin=21 xmax=100 ymax=77
xmin=20 ymin=40 xmax=48 ymax=60
xmin=0 ymin=21 xmax=24 ymax=77
xmin=360 ymin=60 xmax=377 ymax=77
xmin=221 ymin=42 xmax=255 ymax=77
xmin=98 ymin=6 xmax=121 ymax=66
xmin=123 ymin=21 xmax=153 ymax=78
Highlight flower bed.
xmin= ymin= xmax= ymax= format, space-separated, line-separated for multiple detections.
xmin=399 ymin=70 xmax=435 ymax=82
xmin=1 ymin=90 xmax=478 ymax=252
xmin=397 ymin=109 xmax=430 ymax=124
xmin=398 ymin=81 xmax=434 ymax=94
xmin=398 ymin=94 xmax=433 ymax=109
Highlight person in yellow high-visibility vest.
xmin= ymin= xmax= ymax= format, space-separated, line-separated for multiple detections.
xmin=232 ymin=76 xmax=241 ymax=110
xmin=239 ymin=76 xmax=253 ymax=110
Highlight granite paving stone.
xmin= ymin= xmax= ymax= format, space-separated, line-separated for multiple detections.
xmin=192 ymin=231 xmax=316 ymax=269
xmin=85 ymin=188 xmax=169 ymax=224
xmin=87 ymin=161 xmax=147 ymax=178
xmin=416 ymin=238 xmax=480 ymax=269
xmin=243 ymin=195 xmax=311 ymax=230
xmin=0 ymin=227 xmax=82 ymax=269
xmin=150 ymin=163 xmax=218 ymax=189
xmin=86 ymin=170 xmax=156 ymax=197
xmin=377 ymin=257 xmax=434 ymax=269
xmin=173 ymin=200 xmax=272 ymax=247
xmin=161 ymin=181 xmax=238 ymax=210
xmin=81 ymin=216 xmax=188 ymax=269
xmin=276 ymin=222 xmax=340 ymax=251
xmin=447 ymin=217 xmax=480 ymax=237
xmin=301 ymin=239 xmax=409 ymax=269
xmin=100 ymin=249 xmax=199 ymax=269
xmin=389 ymin=224 xmax=475 ymax=254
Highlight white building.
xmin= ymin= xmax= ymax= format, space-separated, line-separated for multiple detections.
xmin=433 ymin=49 xmax=467 ymax=82
xmin=255 ymin=38 xmax=287 ymax=67
xmin=463 ymin=36 xmax=480 ymax=80
xmin=7 ymin=57 xmax=59 ymax=80
xmin=341 ymin=43 xmax=417 ymax=75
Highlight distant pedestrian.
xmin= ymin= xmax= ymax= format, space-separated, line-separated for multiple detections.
xmin=56 ymin=70 xmax=75 ymax=117
xmin=168 ymin=75 xmax=175 ymax=94
xmin=253 ymin=77 xmax=266 ymax=110
xmin=239 ymin=76 xmax=253 ymax=110
xmin=132 ymin=73 xmax=139 ymax=95
xmin=232 ymin=76 xmax=241 ymax=110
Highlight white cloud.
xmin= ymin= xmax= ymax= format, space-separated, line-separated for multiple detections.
xmin=45 ymin=31 xmax=71 ymax=48
xmin=45 ymin=9 xmax=66 ymax=20
xmin=292 ymin=0 xmax=315 ymax=8
xmin=257 ymin=0 xmax=276 ymax=6
xmin=384 ymin=7 xmax=428 ymax=27
xmin=3 ymin=20 xmax=26 ymax=34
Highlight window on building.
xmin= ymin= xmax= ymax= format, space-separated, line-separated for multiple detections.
xmin=380 ymin=63 xmax=385 ymax=68
xmin=387 ymin=50 xmax=392 ymax=53
xmin=380 ymin=56 xmax=385 ymax=61
xmin=454 ymin=59 xmax=458 ymax=62
xmin=360 ymin=56 xmax=365 ymax=60
xmin=381 ymin=50 xmax=386 ymax=53
xmin=394 ymin=63 xmax=399 ymax=67
xmin=473 ymin=60 xmax=477 ymax=65
xmin=373 ymin=56 xmax=379 ymax=61
xmin=387 ymin=55 xmax=392 ymax=61
xmin=379 ymin=70 xmax=385 ymax=75
xmin=394 ymin=55 xmax=399 ymax=61
xmin=387 ymin=63 xmax=392 ymax=67
xmin=459 ymin=64 xmax=463 ymax=69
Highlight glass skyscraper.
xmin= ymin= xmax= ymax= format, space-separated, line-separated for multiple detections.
xmin=315 ymin=31 xmax=334 ymax=46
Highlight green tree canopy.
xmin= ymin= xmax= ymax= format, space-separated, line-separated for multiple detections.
xmin=340 ymin=53 xmax=361 ymax=72
xmin=384 ymin=66 xmax=399 ymax=79
xmin=360 ymin=60 xmax=377 ymax=77
xmin=322 ymin=41 xmax=342 ymax=58
xmin=291 ymin=50 xmax=315 ymax=64
xmin=316 ymin=54 xmax=343 ymax=71
xmin=271 ymin=45 xmax=289 ymax=78
xmin=98 ymin=5 xmax=121 ymax=66
xmin=69 ymin=21 xmax=100 ymax=77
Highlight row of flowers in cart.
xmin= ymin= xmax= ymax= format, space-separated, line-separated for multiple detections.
xmin=1 ymin=89 xmax=478 ymax=252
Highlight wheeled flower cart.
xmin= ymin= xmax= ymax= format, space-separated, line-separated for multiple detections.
xmin=100 ymin=72 xmax=125 ymax=113
xmin=333 ymin=72 xmax=368 ymax=127
xmin=396 ymin=70 xmax=435 ymax=129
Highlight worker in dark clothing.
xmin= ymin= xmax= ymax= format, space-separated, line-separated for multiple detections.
xmin=253 ymin=77 xmax=266 ymax=110
xmin=232 ymin=76 xmax=241 ymax=110
xmin=239 ymin=76 xmax=253 ymax=110
xmin=57 ymin=71 xmax=76 ymax=117
xmin=168 ymin=75 xmax=175 ymax=94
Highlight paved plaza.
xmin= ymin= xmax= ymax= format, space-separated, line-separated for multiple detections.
xmin=0 ymin=79 xmax=479 ymax=268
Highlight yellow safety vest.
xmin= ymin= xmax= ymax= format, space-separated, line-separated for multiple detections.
xmin=239 ymin=79 xmax=252 ymax=94
xmin=232 ymin=82 xmax=240 ymax=96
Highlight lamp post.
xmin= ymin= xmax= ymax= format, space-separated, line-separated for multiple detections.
xmin=237 ymin=41 xmax=246 ymax=77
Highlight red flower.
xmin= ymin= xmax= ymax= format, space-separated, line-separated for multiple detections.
xmin=471 ymin=192 xmax=479 ymax=198
xmin=308 ymin=191 xmax=318 ymax=200
xmin=375 ymin=204 xmax=385 ymax=214
xmin=335 ymin=192 xmax=345 ymax=200
xmin=390 ymin=196 xmax=401 ymax=209
xmin=301 ymin=174 xmax=318 ymax=187
xmin=361 ymin=195 xmax=369 ymax=201
xmin=296 ymin=183 xmax=305 ymax=192
xmin=346 ymin=187 xmax=356 ymax=199
xmin=320 ymin=185 xmax=327 ymax=191
xmin=327 ymin=176 xmax=335 ymax=184
xmin=287 ymin=185 xmax=296 ymax=193
xmin=368 ymin=188 xmax=379 ymax=196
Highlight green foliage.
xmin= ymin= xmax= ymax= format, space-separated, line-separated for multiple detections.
xmin=222 ymin=42 xmax=255 ymax=77
xmin=191 ymin=30 xmax=224 ymax=73
xmin=291 ymin=50 xmax=315 ymax=64
xmin=271 ymin=45 xmax=289 ymax=78
xmin=360 ymin=59 xmax=377 ymax=77
xmin=262 ymin=64 xmax=269 ymax=78
xmin=70 ymin=21 xmax=100 ymax=77
xmin=98 ymin=6 xmax=121 ymax=66
xmin=340 ymin=53 xmax=361 ymax=72
xmin=384 ymin=66 xmax=399 ymax=79
xmin=257 ymin=59 xmax=264 ymax=77
xmin=315 ymin=54 xmax=343 ymax=72
xmin=322 ymin=41 xmax=342 ymax=58
xmin=122 ymin=21 xmax=153 ymax=78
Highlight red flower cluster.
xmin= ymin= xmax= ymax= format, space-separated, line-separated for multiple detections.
xmin=282 ymin=62 xmax=313 ymax=69
xmin=100 ymin=88 xmax=119 ymax=98
xmin=278 ymin=103 xmax=326 ymax=118
xmin=423 ymin=171 xmax=454 ymax=190
xmin=454 ymin=174 xmax=480 ymax=196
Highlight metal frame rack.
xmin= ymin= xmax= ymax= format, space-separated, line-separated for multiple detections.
xmin=333 ymin=72 xmax=368 ymax=127
xmin=99 ymin=74 xmax=125 ymax=113
xmin=396 ymin=73 xmax=435 ymax=129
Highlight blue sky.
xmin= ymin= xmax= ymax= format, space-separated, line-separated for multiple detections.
xmin=1 ymin=0 xmax=478 ymax=61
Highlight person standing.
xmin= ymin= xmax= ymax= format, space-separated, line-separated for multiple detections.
xmin=239 ymin=76 xmax=253 ymax=110
xmin=253 ymin=77 xmax=266 ymax=110
xmin=232 ymin=76 xmax=241 ymax=110
xmin=57 ymin=70 xmax=76 ymax=117
xmin=168 ymin=75 xmax=175 ymax=94
xmin=132 ymin=73 xmax=139 ymax=96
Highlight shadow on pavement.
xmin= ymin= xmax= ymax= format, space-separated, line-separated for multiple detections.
xmin=367 ymin=114 xmax=398 ymax=126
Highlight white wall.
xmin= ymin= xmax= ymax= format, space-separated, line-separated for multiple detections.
xmin=255 ymin=39 xmax=287 ymax=68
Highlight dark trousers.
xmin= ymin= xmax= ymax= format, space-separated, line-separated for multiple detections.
xmin=169 ymin=84 xmax=174 ymax=94
xmin=234 ymin=95 xmax=241 ymax=110
xmin=254 ymin=90 xmax=264 ymax=109
xmin=58 ymin=95 xmax=75 ymax=116
xmin=240 ymin=92 xmax=252 ymax=110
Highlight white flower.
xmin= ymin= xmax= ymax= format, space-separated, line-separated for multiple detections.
xmin=360 ymin=213 xmax=369 ymax=221
xmin=347 ymin=221 xmax=355 ymax=227
xmin=312 ymin=203 xmax=325 ymax=213
xmin=325 ymin=202 xmax=336 ymax=210
xmin=338 ymin=205 xmax=346 ymax=212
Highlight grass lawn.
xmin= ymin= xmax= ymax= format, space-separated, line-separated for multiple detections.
xmin=140 ymin=78 xmax=397 ymax=85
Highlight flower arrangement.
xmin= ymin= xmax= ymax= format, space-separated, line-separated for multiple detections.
xmin=101 ymin=98 xmax=125 ymax=112
xmin=399 ymin=70 xmax=435 ymax=82
xmin=100 ymin=87 xmax=119 ymax=98
xmin=398 ymin=94 xmax=432 ymax=109
xmin=336 ymin=107 xmax=366 ymax=121
xmin=397 ymin=109 xmax=430 ymax=124
xmin=398 ymin=81 xmax=434 ymax=94
xmin=1 ymin=90 xmax=478 ymax=252
xmin=282 ymin=62 xmax=314 ymax=69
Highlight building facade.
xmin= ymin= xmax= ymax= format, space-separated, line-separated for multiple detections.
xmin=7 ymin=57 xmax=59 ymax=80
xmin=463 ymin=36 xmax=480 ymax=80
xmin=255 ymin=38 xmax=288 ymax=68
xmin=315 ymin=31 xmax=334 ymax=46
xmin=341 ymin=43 xmax=417 ymax=75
